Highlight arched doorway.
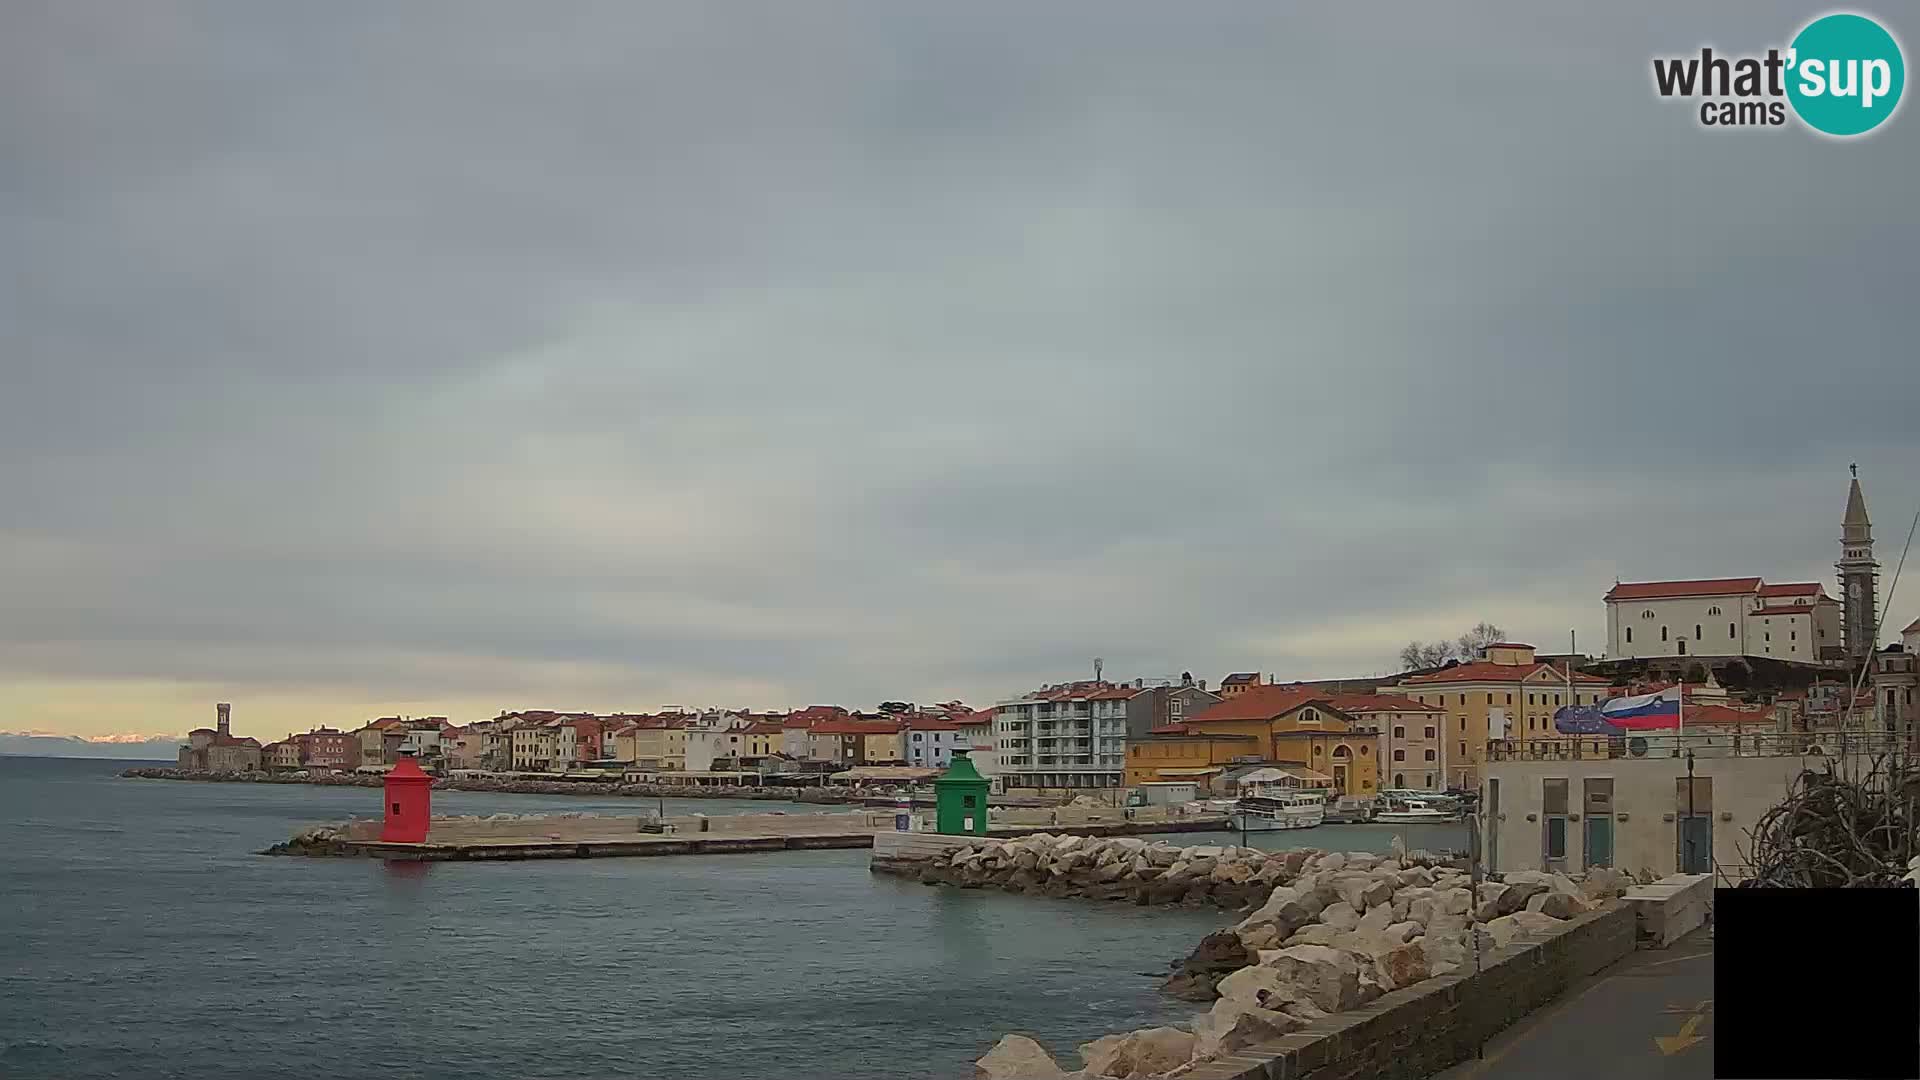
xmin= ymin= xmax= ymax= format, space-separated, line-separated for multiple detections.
xmin=1331 ymin=743 xmax=1352 ymax=795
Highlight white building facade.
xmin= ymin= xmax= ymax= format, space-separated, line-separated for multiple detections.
xmin=1604 ymin=577 xmax=1841 ymax=663
xmin=993 ymin=683 xmax=1130 ymax=790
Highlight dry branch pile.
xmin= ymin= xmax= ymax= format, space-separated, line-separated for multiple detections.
xmin=1740 ymin=759 xmax=1919 ymax=888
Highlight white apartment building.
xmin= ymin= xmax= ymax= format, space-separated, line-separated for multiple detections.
xmin=1604 ymin=577 xmax=1841 ymax=663
xmin=993 ymin=682 xmax=1131 ymax=790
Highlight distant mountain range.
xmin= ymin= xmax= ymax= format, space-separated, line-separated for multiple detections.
xmin=0 ymin=732 xmax=185 ymax=760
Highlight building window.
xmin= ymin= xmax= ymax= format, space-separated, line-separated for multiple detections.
xmin=1642 ymin=610 xmax=1655 ymax=619
xmin=1392 ymin=725 xmax=1405 ymax=739
xmin=1528 ymin=717 xmax=1536 ymax=731
xmin=1791 ymin=630 xmax=1796 ymax=641
xmin=1424 ymin=749 xmax=1436 ymax=761
xmin=1458 ymin=741 xmax=1467 ymax=758
xmin=1425 ymin=726 xmax=1436 ymax=739
xmin=1312 ymin=745 xmax=1322 ymax=755
xmin=1486 ymin=693 xmax=1493 ymax=705
xmin=1765 ymin=632 xmax=1771 ymax=642
xmin=1528 ymin=693 xmax=1535 ymax=705
xmin=1425 ymin=772 xmax=1435 ymax=787
xmin=1694 ymin=625 xmax=1702 ymax=640
xmin=1729 ymin=623 xmax=1736 ymax=638
xmin=1395 ymin=773 xmax=1406 ymax=787
xmin=1543 ymin=778 xmax=1569 ymax=861
xmin=1459 ymin=717 xmax=1466 ymax=732
xmin=1458 ymin=694 xmax=1466 ymax=706
xmin=1506 ymin=693 xmax=1513 ymax=705
xmin=1394 ymin=749 xmax=1406 ymax=761
xmin=1626 ymin=627 xmax=1633 ymax=643
xmin=1554 ymin=694 xmax=1562 ymax=706
xmin=1661 ymin=626 xmax=1669 ymax=641
xmin=1707 ymin=606 xmax=1721 ymax=616
xmin=1359 ymin=745 xmax=1370 ymax=756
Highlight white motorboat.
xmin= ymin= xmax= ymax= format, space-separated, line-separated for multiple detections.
xmin=1227 ymin=792 xmax=1327 ymax=831
xmin=1373 ymin=798 xmax=1458 ymax=824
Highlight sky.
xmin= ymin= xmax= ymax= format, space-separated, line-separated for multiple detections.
xmin=4 ymin=2 xmax=1918 ymax=741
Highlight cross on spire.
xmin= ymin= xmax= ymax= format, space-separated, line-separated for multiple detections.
xmin=1851 ymin=462 xmax=1858 ymax=478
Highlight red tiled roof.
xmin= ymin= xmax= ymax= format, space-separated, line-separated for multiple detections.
xmin=901 ymin=716 xmax=969 ymax=731
xmin=1605 ymin=577 xmax=1762 ymax=601
xmin=1184 ymin=686 xmax=1327 ymax=723
xmin=1324 ymin=693 xmax=1444 ymax=714
xmin=1404 ymin=661 xmax=1608 ymax=685
xmin=742 ymin=722 xmax=785 ymax=735
xmin=810 ymin=719 xmax=904 ymax=736
xmin=1221 ymin=672 xmax=1260 ymax=685
xmin=1087 ymin=687 xmax=1138 ymax=701
xmin=1758 ymin=582 xmax=1827 ymax=598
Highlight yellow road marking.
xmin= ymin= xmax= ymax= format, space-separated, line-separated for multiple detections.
xmin=1655 ymin=1012 xmax=1708 ymax=1055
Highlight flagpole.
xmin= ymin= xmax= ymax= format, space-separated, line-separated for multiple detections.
xmin=1676 ymin=663 xmax=1686 ymax=756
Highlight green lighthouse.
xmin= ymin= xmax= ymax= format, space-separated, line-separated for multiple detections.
xmin=934 ymin=749 xmax=991 ymax=836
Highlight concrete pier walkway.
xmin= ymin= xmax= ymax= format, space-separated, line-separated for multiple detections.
xmin=1432 ymin=926 xmax=1715 ymax=1080
xmin=279 ymin=809 xmax=1231 ymax=860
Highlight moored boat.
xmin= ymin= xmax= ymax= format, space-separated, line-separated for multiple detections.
xmin=1227 ymin=791 xmax=1327 ymax=831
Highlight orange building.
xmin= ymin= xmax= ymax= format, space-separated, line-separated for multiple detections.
xmin=1124 ymin=686 xmax=1379 ymax=797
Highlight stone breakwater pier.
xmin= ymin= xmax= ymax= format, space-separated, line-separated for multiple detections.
xmin=870 ymin=834 xmax=1710 ymax=1080
xmin=265 ymin=809 xmax=1230 ymax=861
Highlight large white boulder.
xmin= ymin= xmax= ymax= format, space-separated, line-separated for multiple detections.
xmin=1192 ymin=997 xmax=1304 ymax=1060
xmin=1257 ymin=944 xmax=1365 ymax=1013
xmin=976 ymin=1035 xmax=1068 ymax=1080
xmin=1320 ymin=902 xmax=1361 ymax=932
xmin=1079 ymin=1027 xmax=1195 ymax=1079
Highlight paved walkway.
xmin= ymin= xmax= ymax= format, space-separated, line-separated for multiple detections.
xmin=1435 ymin=926 xmax=1715 ymax=1080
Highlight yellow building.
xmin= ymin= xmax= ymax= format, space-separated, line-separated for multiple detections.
xmin=619 ymin=721 xmax=689 ymax=770
xmin=859 ymin=728 xmax=905 ymax=764
xmin=1383 ymin=642 xmax=1610 ymax=789
xmin=1125 ymin=686 xmax=1379 ymax=797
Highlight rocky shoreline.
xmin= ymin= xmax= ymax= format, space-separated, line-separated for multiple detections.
xmin=964 ymin=840 xmax=1640 ymax=1079
xmin=119 ymin=767 xmax=882 ymax=805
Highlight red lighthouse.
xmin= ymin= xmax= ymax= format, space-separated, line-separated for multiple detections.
xmin=381 ymin=754 xmax=433 ymax=843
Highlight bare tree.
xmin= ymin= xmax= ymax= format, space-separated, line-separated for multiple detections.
xmin=1397 ymin=622 xmax=1507 ymax=672
xmin=1399 ymin=640 xmax=1456 ymax=671
xmin=1456 ymin=621 xmax=1507 ymax=660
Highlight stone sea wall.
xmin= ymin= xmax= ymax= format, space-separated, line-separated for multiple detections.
xmin=970 ymin=842 xmax=1642 ymax=1079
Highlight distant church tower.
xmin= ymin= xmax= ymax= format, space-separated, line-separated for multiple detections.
xmin=1838 ymin=465 xmax=1879 ymax=663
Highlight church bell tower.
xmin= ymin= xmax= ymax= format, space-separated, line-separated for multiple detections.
xmin=1838 ymin=465 xmax=1879 ymax=664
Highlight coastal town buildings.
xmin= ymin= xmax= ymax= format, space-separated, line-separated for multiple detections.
xmin=1383 ymin=643 xmax=1609 ymax=789
xmin=1217 ymin=672 xmax=1261 ymax=698
xmin=1602 ymin=472 xmax=1881 ymax=669
xmin=1122 ymin=678 xmax=1223 ymax=740
xmin=1322 ymin=692 xmax=1446 ymax=792
xmin=293 ymin=727 xmax=355 ymax=770
xmin=178 ymin=704 xmax=264 ymax=771
xmin=993 ymin=681 xmax=1133 ymax=791
xmin=1603 ymin=577 xmax=1841 ymax=663
xmin=903 ymin=716 xmax=970 ymax=768
xmin=1126 ymin=686 xmax=1378 ymax=797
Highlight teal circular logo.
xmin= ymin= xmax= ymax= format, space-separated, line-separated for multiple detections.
xmin=1787 ymin=13 xmax=1905 ymax=136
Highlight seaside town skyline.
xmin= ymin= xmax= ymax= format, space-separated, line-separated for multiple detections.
xmin=20 ymin=469 xmax=1918 ymax=758
xmin=12 ymin=487 xmax=1920 ymax=744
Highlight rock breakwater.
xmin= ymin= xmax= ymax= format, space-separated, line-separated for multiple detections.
xmin=911 ymin=835 xmax=1318 ymax=911
xmin=972 ymin=850 xmax=1641 ymax=1079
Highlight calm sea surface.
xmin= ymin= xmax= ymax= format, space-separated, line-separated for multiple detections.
xmin=0 ymin=757 xmax=1466 ymax=1080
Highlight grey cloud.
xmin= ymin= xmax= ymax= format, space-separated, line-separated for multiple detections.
xmin=4 ymin=2 xmax=1918 ymax=722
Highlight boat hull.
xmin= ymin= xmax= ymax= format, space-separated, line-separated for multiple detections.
xmin=1228 ymin=809 xmax=1326 ymax=831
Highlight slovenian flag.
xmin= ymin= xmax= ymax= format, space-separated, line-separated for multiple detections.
xmin=1554 ymin=685 xmax=1683 ymax=734
xmin=1598 ymin=686 xmax=1683 ymax=731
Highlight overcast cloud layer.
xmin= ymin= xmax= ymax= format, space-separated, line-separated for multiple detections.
xmin=5 ymin=2 xmax=1918 ymax=739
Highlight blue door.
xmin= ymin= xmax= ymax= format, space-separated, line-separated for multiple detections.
xmin=1679 ymin=815 xmax=1711 ymax=874
xmin=1584 ymin=815 xmax=1613 ymax=869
